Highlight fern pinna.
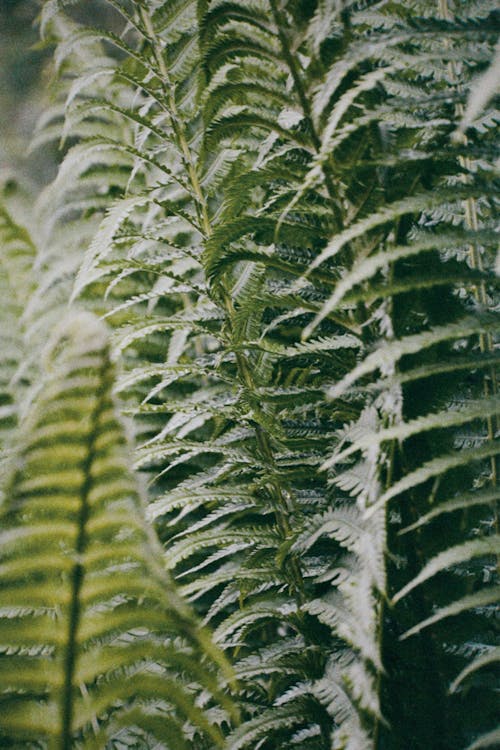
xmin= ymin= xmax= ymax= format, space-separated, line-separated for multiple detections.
xmin=0 ymin=1 xmax=498 ymax=749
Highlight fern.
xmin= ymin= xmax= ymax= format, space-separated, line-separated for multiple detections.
xmin=0 ymin=312 xmax=234 ymax=748
xmin=1 ymin=0 xmax=499 ymax=748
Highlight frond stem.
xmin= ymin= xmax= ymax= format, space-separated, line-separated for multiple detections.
xmin=61 ymin=357 xmax=108 ymax=749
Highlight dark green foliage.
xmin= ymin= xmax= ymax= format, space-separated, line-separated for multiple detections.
xmin=0 ymin=0 xmax=498 ymax=748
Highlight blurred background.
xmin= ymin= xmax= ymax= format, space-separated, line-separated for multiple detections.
xmin=0 ymin=0 xmax=52 ymax=188
xmin=0 ymin=0 xmax=118 ymax=192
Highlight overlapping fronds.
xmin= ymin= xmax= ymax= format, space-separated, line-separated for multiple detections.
xmin=3 ymin=0 xmax=498 ymax=748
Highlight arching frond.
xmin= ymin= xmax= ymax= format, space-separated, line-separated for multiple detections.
xmin=0 ymin=312 xmax=234 ymax=748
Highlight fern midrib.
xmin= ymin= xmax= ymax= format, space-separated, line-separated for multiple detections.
xmin=228 ymin=292 xmax=308 ymax=602
xmin=61 ymin=356 xmax=108 ymax=750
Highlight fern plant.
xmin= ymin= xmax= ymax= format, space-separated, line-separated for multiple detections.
xmin=0 ymin=0 xmax=498 ymax=748
xmin=0 ymin=310 xmax=235 ymax=748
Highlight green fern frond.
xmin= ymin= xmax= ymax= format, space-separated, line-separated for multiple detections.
xmin=393 ymin=535 xmax=500 ymax=603
xmin=0 ymin=312 xmax=234 ymax=748
xmin=401 ymin=586 xmax=500 ymax=639
xmin=449 ymin=646 xmax=500 ymax=693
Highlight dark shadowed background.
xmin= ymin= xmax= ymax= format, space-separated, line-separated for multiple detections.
xmin=0 ymin=0 xmax=115 ymax=189
xmin=0 ymin=0 xmax=49 ymax=186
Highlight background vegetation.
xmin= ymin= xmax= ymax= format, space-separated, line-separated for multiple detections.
xmin=0 ymin=1 xmax=498 ymax=749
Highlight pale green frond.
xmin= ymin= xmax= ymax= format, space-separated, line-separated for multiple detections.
xmin=225 ymin=705 xmax=305 ymax=750
xmin=399 ymin=487 xmax=500 ymax=533
xmin=449 ymin=646 xmax=500 ymax=693
xmin=293 ymin=506 xmax=365 ymax=554
xmin=325 ymin=398 xmax=500 ymax=469
xmin=0 ymin=311 xmax=234 ymax=747
xmin=327 ymin=315 xmax=499 ymax=401
xmin=458 ymin=40 xmax=500 ymax=133
xmin=71 ymin=195 xmax=151 ymax=301
xmin=0 ymin=204 xmax=37 ymax=454
xmin=365 ymin=442 xmax=500 ymax=518
xmin=314 ymin=230 xmax=497 ymax=317
xmin=465 ymin=728 xmax=500 ymax=750
xmin=401 ymin=587 xmax=500 ymax=639
xmin=393 ymin=535 xmax=500 ymax=603
xmin=303 ymin=189 xmax=491 ymax=336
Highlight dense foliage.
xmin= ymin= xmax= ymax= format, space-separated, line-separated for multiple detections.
xmin=0 ymin=1 xmax=498 ymax=748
